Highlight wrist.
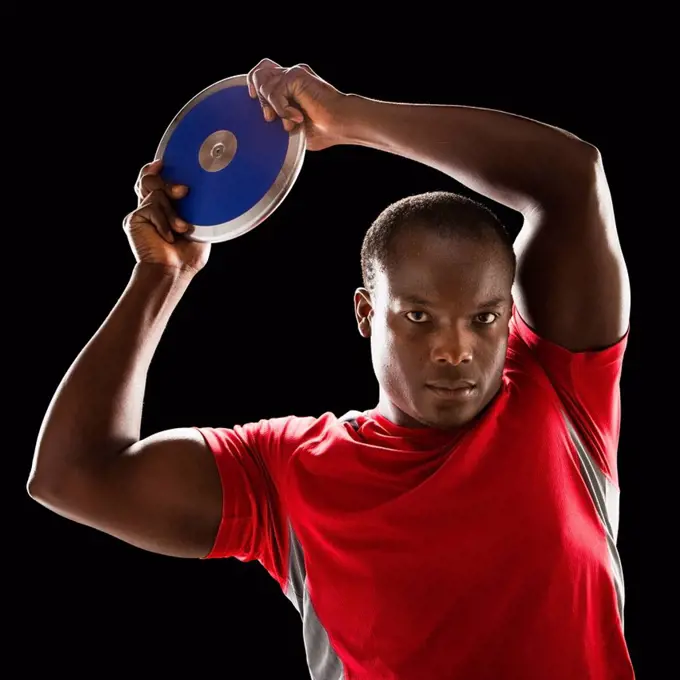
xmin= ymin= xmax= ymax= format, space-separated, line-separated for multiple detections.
xmin=332 ymin=94 xmax=386 ymax=147
xmin=120 ymin=262 xmax=195 ymax=335
xmin=133 ymin=261 xmax=198 ymax=285
xmin=129 ymin=262 xmax=197 ymax=303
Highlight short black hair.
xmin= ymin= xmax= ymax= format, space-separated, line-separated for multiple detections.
xmin=360 ymin=191 xmax=516 ymax=291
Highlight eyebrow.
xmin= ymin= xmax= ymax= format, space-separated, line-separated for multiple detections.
xmin=476 ymin=296 xmax=509 ymax=309
xmin=398 ymin=294 xmax=434 ymax=306
xmin=397 ymin=294 xmax=509 ymax=308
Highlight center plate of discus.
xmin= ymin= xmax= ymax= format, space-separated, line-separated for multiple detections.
xmin=198 ymin=130 xmax=238 ymax=172
xmin=154 ymin=74 xmax=306 ymax=243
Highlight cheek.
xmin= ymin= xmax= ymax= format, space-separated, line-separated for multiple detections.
xmin=482 ymin=334 xmax=509 ymax=377
xmin=370 ymin=321 xmax=417 ymax=386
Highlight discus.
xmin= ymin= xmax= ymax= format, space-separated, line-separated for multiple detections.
xmin=154 ymin=74 xmax=306 ymax=243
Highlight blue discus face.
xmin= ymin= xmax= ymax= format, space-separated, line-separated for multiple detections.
xmin=160 ymin=84 xmax=291 ymax=228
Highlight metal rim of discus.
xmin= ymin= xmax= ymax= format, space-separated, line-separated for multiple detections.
xmin=154 ymin=74 xmax=307 ymax=244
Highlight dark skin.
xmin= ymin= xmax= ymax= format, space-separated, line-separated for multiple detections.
xmin=27 ymin=59 xmax=630 ymax=560
xmin=360 ymin=230 xmax=514 ymax=430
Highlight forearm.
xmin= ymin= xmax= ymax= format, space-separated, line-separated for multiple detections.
xmin=338 ymin=95 xmax=597 ymax=213
xmin=30 ymin=263 xmax=195 ymax=487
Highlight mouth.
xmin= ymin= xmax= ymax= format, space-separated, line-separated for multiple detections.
xmin=425 ymin=381 xmax=478 ymax=401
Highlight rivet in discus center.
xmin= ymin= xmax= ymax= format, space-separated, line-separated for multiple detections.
xmin=198 ymin=130 xmax=237 ymax=173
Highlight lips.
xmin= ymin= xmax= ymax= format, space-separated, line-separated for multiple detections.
xmin=425 ymin=380 xmax=478 ymax=402
xmin=426 ymin=380 xmax=476 ymax=390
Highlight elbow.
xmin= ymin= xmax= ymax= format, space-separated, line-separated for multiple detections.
xmin=26 ymin=475 xmax=38 ymax=501
xmin=565 ymin=133 xmax=601 ymax=177
xmin=525 ymin=141 xmax=603 ymax=216
xmin=26 ymin=467 xmax=83 ymax=520
xmin=581 ymin=141 xmax=603 ymax=171
xmin=26 ymin=469 xmax=57 ymax=504
xmin=26 ymin=454 xmax=75 ymax=506
xmin=27 ymin=445 xmax=54 ymax=502
xmin=568 ymin=138 xmax=601 ymax=178
xmin=544 ymin=141 xmax=603 ymax=211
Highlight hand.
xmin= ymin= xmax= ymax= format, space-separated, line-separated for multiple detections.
xmin=247 ymin=58 xmax=347 ymax=151
xmin=123 ymin=160 xmax=211 ymax=273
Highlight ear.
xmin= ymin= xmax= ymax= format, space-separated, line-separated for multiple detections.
xmin=354 ymin=287 xmax=373 ymax=338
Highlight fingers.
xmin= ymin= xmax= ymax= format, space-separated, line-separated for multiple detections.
xmin=252 ymin=76 xmax=276 ymax=122
xmin=248 ymin=59 xmax=277 ymax=120
xmin=134 ymin=159 xmax=188 ymax=204
xmin=124 ymin=187 xmax=190 ymax=245
xmin=297 ymin=63 xmax=318 ymax=78
xmin=256 ymin=72 xmax=290 ymax=121
xmin=134 ymin=159 xmax=162 ymax=200
xmin=247 ymin=57 xmax=280 ymax=99
xmin=247 ymin=59 xmax=305 ymax=132
xmin=127 ymin=190 xmax=174 ymax=244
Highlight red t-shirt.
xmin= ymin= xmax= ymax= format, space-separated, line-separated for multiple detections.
xmin=197 ymin=306 xmax=634 ymax=679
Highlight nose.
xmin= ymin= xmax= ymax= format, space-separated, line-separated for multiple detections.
xmin=430 ymin=325 xmax=473 ymax=365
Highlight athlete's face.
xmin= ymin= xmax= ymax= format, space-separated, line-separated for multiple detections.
xmin=355 ymin=228 xmax=514 ymax=430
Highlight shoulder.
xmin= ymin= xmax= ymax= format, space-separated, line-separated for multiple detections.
xmin=197 ymin=411 xmax=354 ymax=459
xmin=506 ymin=302 xmax=629 ymax=378
xmin=504 ymin=301 xmax=629 ymax=413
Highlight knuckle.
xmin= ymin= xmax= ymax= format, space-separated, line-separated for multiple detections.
xmin=259 ymin=80 xmax=274 ymax=99
xmin=140 ymin=175 xmax=161 ymax=194
xmin=138 ymin=190 xmax=161 ymax=212
xmin=260 ymin=74 xmax=284 ymax=101
xmin=252 ymin=70 xmax=267 ymax=88
xmin=134 ymin=203 xmax=151 ymax=219
xmin=156 ymin=186 xmax=172 ymax=203
xmin=147 ymin=188 xmax=167 ymax=206
xmin=139 ymin=190 xmax=153 ymax=206
xmin=136 ymin=162 xmax=154 ymax=181
xmin=124 ymin=207 xmax=146 ymax=230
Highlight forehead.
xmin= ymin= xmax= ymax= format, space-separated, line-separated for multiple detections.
xmin=377 ymin=229 xmax=511 ymax=304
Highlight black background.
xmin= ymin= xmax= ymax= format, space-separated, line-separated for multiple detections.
xmin=14 ymin=28 xmax=658 ymax=679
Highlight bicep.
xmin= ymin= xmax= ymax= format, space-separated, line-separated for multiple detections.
xmin=512 ymin=150 xmax=631 ymax=352
xmin=36 ymin=428 xmax=223 ymax=558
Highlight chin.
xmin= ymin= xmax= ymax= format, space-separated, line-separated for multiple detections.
xmin=383 ymin=380 xmax=500 ymax=431
xmin=413 ymin=386 xmax=490 ymax=430
xmin=422 ymin=382 xmax=503 ymax=430
xmin=420 ymin=407 xmax=479 ymax=430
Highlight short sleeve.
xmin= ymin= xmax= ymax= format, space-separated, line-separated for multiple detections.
xmin=194 ymin=417 xmax=296 ymax=590
xmin=509 ymin=305 xmax=630 ymax=486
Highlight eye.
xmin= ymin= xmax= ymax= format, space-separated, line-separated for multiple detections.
xmin=405 ymin=311 xmax=430 ymax=323
xmin=475 ymin=312 xmax=498 ymax=325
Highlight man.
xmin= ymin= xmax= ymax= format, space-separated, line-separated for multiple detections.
xmin=28 ymin=58 xmax=633 ymax=679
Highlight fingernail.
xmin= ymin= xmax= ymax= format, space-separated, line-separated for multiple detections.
xmin=286 ymin=108 xmax=304 ymax=123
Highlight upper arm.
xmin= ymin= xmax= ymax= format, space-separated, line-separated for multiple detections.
xmin=512 ymin=146 xmax=631 ymax=352
xmin=30 ymin=428 xmax=223 ymax=559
